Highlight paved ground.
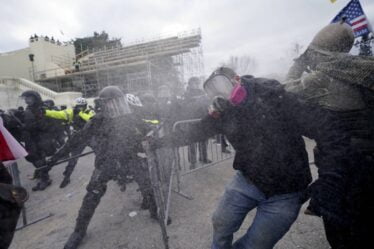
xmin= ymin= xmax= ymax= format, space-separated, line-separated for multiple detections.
xmin=9 ymin=138 xmax=330 ymax=249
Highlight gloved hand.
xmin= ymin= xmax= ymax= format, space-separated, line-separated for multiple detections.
xmin=0 ymin=183 xmax=28 ymax=206
xmin=212 ymin=96 xmax=231 ymax=112
xmin=209 ymin=96 xmax=232 ymax=119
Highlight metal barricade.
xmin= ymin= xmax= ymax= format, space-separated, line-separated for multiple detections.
xmin=172 ymin=119 xmax=234 ymax=199
xmin=143 ymin=125 xmax=176 ymax=249
xmin=142 ymin=119 xmax=234 ymax=248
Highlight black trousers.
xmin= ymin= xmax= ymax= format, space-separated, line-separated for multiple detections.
xmin=323 ymin=154 xmax=374 ymax=249
xmin=71 ymin=156 xmax=157 ymax=235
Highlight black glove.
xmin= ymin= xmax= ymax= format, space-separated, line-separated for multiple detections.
xmin=0 ymin=183 xmax=28 ymax=206
xmin=212 ymin=96 xmax=231 ymax=113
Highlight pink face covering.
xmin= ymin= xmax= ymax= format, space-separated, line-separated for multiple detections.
xmin=229 ymin=84 xmax=248 ymax=106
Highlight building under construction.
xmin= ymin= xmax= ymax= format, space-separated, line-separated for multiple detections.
xmin=36 ymin=29 xmax=204 ymax=97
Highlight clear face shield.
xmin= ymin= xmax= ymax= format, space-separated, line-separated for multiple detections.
xmin=95 ymin=96 xmax=132 ymax=118
xmin=22 ymin=96 xmax=36 ymax=106
xmin=203 ymin=74 xmax=236 ymax=99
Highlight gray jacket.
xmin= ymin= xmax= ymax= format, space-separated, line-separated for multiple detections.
xmin=285 ymin=49 xmax=374 ymax=111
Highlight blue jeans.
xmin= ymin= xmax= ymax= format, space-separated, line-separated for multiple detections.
xmin=212 ymin=171 xmax=302 ymax=249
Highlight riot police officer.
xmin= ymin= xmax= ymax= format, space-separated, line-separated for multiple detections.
xmin=20 ymin=90 xmax=57 ymax=191
xmin=48 ymin=86 xmax=157 ymax=249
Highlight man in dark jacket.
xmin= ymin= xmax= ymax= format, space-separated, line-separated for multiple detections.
xmin=156 ymin=67 xmax=348 ymax=249
xmin=48 ymin=86 xmax=158 ymax=249
xmin=285 ymin=21 xmax=374 ymax=249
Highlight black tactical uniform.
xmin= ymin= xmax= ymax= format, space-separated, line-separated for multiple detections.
xmin=49 ymin=86 xmax=157 ymax=249
xmin=21 ymin=90 xmax=57 ymax=191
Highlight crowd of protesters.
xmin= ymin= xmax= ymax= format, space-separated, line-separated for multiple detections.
xmin=0 ymin=21 xmax=373 ymax=249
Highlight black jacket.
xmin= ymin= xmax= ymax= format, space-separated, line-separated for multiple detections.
xmin=23 ymin=106 xmax=57 ymax=161
xmin=160 ymin=76 xmax=348 ymax=197
xmin=52 ymin=113 xmax=150 ymax=165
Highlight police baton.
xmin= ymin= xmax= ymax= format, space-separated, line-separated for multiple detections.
xmin=35 ymin=151 xmax=95 ymax=171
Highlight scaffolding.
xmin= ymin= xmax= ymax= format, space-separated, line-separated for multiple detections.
xmin=36 ymin=29 xmax=204 ymax=97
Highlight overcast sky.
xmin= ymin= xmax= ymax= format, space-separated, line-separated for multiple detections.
xmin=1 ymin=0 xmax=373 ymax=76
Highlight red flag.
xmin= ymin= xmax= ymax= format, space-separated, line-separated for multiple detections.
xmin=0 ymin=117 xmax=27 ymax=162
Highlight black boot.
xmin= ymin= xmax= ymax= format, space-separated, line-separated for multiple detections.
xmin=32 ymin=178 xmax=52 ymax=191
xmin=141 ymin=196 xmax=150 ymax=210
xmin=60 ymin=177 xmax=71 ymax=188
xmin=64 ymin=231 xmax=85 ymax=249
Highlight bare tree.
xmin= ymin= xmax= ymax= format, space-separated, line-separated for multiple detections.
xmin=221 ymin=55 xmax=257 ymax=75
xmin=288 ymin=42 xmax=304 ymax=60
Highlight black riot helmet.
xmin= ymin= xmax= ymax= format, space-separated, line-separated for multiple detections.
xmin=20 ymin=90 xmax=43 ymax=107
xmin=96 ymin=86 xmax=132 ymax=118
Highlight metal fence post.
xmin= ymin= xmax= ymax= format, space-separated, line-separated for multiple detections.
xmin=5 ymin=162 xmax=53 ymax=230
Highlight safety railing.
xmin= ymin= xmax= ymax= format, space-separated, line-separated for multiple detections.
xmin=171 ymin=119 xmax=234 ymax=199
xmin=142 ymin=118 xmax=234 ymax=248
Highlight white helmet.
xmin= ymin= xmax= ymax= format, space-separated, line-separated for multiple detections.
xmin=75 ymin=97 xmax=87 ymax=106
xmin=125 ymin=94 xmax=143 ymax=107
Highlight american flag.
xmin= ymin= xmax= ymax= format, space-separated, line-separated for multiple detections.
xmin=331 ymin=0 xmax=372 ymax=37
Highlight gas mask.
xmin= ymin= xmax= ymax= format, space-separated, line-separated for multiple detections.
xmin=204 ymin=74 xmax=249 ymax=119
xmin=204 ymin=74 xmax=236 ymax=100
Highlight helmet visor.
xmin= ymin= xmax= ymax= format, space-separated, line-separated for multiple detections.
xmin=203 ymin=74 xmax=235 ymax=99
xmin=99 ymin=97 xmax=132 ymax=118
